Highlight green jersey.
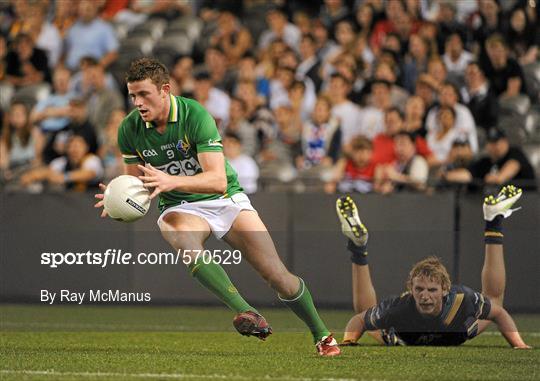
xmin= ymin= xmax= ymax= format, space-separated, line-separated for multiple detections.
xmin=118 ymin=94 xmax=243 ymax=212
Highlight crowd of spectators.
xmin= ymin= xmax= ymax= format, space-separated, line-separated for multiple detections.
xmin=0 ymin=0 xmax=539 ymax=195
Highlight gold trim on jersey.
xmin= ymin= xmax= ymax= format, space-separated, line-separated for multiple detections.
xmin=444 ymin=293 xmax=464 ymax=326
xmin=145 ymin=94 xmax=178 ymax=128
xmin=467 ymin=319 xmax=479 ymax=337
xmin=169 ymin=94 xmax=178 ymax=122
xmin=484 ymin=231 xmax=504 ymax=237
xmin=476 ymin=293 xmax=486 ymax=318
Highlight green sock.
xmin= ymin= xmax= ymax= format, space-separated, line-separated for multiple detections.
xmin=279 ymin=278 xmax=330 ymax=343
xmin=188 ymin=259 xmax=254 ymax=314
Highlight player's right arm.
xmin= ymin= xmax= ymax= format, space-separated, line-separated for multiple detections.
xmin=343 ymin=310 xmax=369 ymax=343
xmin=343 ymin=297 xmax=398 ymax=344
xmin=487 ymin=303 xmax=531 ymax=349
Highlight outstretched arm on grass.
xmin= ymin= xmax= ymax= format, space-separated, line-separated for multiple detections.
xmin=488 ymin=304 xmax=531 ymax=349
xmin=342 ymin=311 xmax=368 ymax=344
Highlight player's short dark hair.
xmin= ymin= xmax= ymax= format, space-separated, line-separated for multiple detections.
xmin=407 ymin=256 xmax=451 ymax=293
xmin=126 ymin=57 xmax=170 ymax=89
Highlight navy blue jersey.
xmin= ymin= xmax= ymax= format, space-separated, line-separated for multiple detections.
xmin=364 ymin=285 xmax=491 ymax=346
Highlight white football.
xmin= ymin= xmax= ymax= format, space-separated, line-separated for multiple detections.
xmin=104 ymin=175 xmax=151 ymax=222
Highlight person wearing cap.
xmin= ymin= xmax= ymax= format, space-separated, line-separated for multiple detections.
xmin=444 ymin=128 xmax=537 ymax=190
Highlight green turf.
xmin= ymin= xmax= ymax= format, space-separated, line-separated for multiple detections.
xmin=1 ymin=305 xmax=539 ymax=381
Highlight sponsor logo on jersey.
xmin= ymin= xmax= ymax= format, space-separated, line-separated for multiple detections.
xmin=176 ymin=139 xmax=191 ymax=155
xmin=207 ymin=138 xmax=223 ymax=147
xmin=160 ymin=143 xmax=176 ymax=151
xmin=155 ymin=158 xmax=202 ymax=176
xmin=142 ymin=149 xmax=158 ymax=157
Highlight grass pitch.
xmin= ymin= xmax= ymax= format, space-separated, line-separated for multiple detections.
xmin=1 ymin=304 xmax=539 ymax=381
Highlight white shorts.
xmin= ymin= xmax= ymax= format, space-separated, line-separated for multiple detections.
xmin=157 ymin=193 xmax=256 ymax=239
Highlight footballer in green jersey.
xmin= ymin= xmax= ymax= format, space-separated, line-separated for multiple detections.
xmin=118 ymin=93 xmax=243 ymax=212
xmin=94 ymin=58 xmax=340 ymax=356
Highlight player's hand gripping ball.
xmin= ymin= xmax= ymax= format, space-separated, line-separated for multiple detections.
xmin=103 ymin=175 xmax=151 ymax=222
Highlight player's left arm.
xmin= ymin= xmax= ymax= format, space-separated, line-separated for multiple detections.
xmin=487 ymin=303 xmax=531 ymax=349
xmin=138 ymin=152 xmax=227 ymax=199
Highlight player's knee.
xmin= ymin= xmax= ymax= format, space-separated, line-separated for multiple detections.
xmin=159 ymin=221 xmax=204 ymax=251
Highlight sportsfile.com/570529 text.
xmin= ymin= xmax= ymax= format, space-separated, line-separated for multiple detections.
xmin=40 ymin=249 xmax=243 ymax=268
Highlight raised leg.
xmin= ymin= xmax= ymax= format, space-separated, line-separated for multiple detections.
xmin=477 ymin=185 xmax=522 ymax=334
xmin=336 ymin=196 xmax=383 ymax=344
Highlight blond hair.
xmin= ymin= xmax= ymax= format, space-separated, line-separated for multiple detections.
xmin=406 ymin=256 xmax=451 ymax=292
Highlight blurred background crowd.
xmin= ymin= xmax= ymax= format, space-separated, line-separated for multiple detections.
xmin=0 ymin=0 xmax=539 ymax=195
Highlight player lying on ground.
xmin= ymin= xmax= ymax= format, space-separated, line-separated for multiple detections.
xmin=94 ymin=58 xmax=340 ymax=356
xmin=335 ymin=185 xmax=531 ymax=348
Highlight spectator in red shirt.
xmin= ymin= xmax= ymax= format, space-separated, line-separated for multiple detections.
xmin=370 ymin=0 xmax=421 ymax=55
xmin=372 ymin=107 xmax=435 ymax=167
xmin=374 ymin=131 xmax=429 ymax=194
xmin=325 ymin=136 xmax=375 ymax=194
